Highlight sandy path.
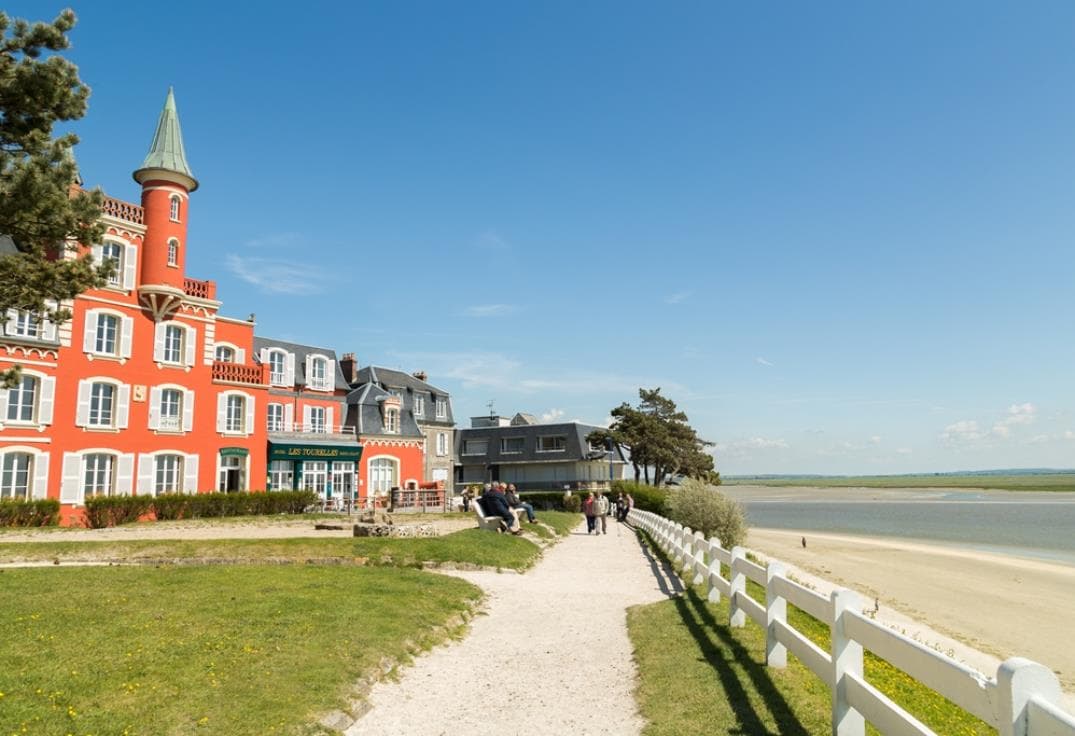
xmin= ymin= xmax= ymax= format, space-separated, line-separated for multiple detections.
xmin=745 ymin=527 xmax=1075 ymax=705
xmin=346 ymin=521 xmax=676 ymax=736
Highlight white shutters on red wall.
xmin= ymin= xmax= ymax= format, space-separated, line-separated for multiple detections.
xmin=75 ymin=380 xmax=90 ymax=426
xmin=215 ymin=393 xmax=226 ymax=433
xmin=284 ymin=403 xmax=294 ymax=431
xmin=153 ymin=322 xmax=166 ymax=362
xmin=60 ymin=453 xmax=81 ymax=503
xmin=116 ymin=384 xmax=131 ymax=429
xmin=119 ymin=316 xmax=133 ymax=358
xmin=244 ymin=395 xmax=255 ymax=436
xmin=122 ymin=245 xmax=137 ymax=290
xmin=284 ymin=352 xmax=295 ymax=386
xmin=182 ymin=390 xmax=195 ymax=432
xmin=137 ymin=453 xmax=154 ymax=494
xmin=183 ymin=324 xmax=196 ymax=366
xmin=183 ymin=454 xmax=199 ymax=493
xmin=32 ymin=453 xmax=49 ymax=499
xmin=148 ymin=386 xmax=162 ymax=430
xmin=326 ymin=405 xmax=334 ymax=432
xmin=116 ymin=453 xmax=135 ymax=495
xmin=82 ymin=312 xmax=98 ymax=353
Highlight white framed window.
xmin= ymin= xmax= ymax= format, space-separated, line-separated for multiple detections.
xmin=414 ymin=395 xmax=425 ymax=417
xmin=148 ymin=385 xmax=193 ymax=433
xmin=436 ymin=432 xmax=448 ymax=456
xmin=269 ymin=350 xmax=287 ymax=386
xmin=76 ymin=379 xmax=130 ymax=430
xmin=384 ymin=407 xmax=399 ymax=434
xmin=9 ymin=311 xmax=38 ymax=338
xmin=217 ymin=391 xmax=254 ymax=436
xmin=269 ymin=460 xmax=293 ymax=491
xmin=0 ymin=452 xmax=32 ymax=500
xmin=5 ymin=374 xmax=37 ymax=423
xmin=435 ymin=398 xmax=447 ymax=419
xmin=310 ymin=358 xmax=327 ymax=389
xmin=368 ymin=456 xmax=399 ymax=495
xmin=537 ymin=435 xmax=567 ymax=452
xmin=96 ymin=314 xmax=119 ymax=355
xmin=267 ymin=403 xmax=284 ymax=432
xmin=154 ymin=454 xmax=183 ymax=494
xmin=83 ymin=310 xmax=133 ymax=359
xmin=92 ymin=241 xmax=136 ymax=290
xmin=304 ymin=353 xmax=334 ymax=391
xmin=215 ymin=345 xmax=235 ymax=362
xmin=101 ymin=242 xmax=122 ymax=286
xmin=331 ymin=462 xmax=354 ymax=499
xmin=226 ymin=395 xmax=245 ymax=433
xmin=501 ymin=437 xmax=525 ymax=454
xmin=163 ymin=324 xmax=183 ymax=363
xmin=159 ymin=389 xmax=182 ymax=431
xmin=309 ymin=406 xmax=326 ymax=433
xmin=302 ymin=461 xmax=328 ymax=495
xmin=154 ymin=321 xmax=196 ymax=366
xmin=83 ymin=453 xmax=115 ymax=497
xmin=462 ymin=439 xmax=488 ymax=456
xmin=167 ymin=239 xmax=179 ymax=266
xmin=169 ymin=195 xmax=181 ymax=222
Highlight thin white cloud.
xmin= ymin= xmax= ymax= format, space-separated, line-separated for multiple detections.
xmin=1024 ymin=434 xmax=1050 ymax=445
xmin=462 ymin=304 xmax=517 ymax=318
xmin=665 ymin=290 xmax=692 ymax=305
xmin=541 ymin=408 xmax=565 ymax=423
xmin=942 ymin=403 xmax=1038 ymax=447
xmin=243 ymin=232 xmax=305 ymax=249
xmin=941 ymin=419 xmax=985 ymax=445
xmin=715 ymin=437 xmax=789 ymax=458
xmin=474 ymin=230 xmax=510 ymax=251
xmin=991 ymin=403 xmax=1036 ymax=437
xmin=869 ymin=435 xmax=882 ymax=445
xmin=225 ymin=254 xmax=329 ymax=294
xmin=1065 ymin=430 xmax=1075 ymax=441
xmin=896 ymin=447 xmax=913 ymax=455
xmin=755 ymin=357 xmax=774 ymax=367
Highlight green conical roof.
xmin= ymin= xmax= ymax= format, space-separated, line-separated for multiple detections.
xmin=134 ymin=87 xmax=197 ymax=189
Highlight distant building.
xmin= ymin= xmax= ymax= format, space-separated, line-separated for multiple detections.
xmin=454 ymin=413 xmax=626 ymax=491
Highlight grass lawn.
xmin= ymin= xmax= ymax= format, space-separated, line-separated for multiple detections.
xmin=0 ymin=528 xmax=542 ymax=570
xmin=533 ymin=510 xmax=581 ymax=537
xmin=628 ymin=535 xmax=992 ymax=735
xmin=0 ymin=565 xmax=481 ymax=736
xmin=725 ymin=473 xmax=1075 ymax=492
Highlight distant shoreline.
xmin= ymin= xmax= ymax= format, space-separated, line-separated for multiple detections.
xmin=723 ymin=472 xmax=1075 ymax=493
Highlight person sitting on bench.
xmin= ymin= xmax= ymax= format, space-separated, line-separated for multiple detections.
xmin=505 ymin=483 xmax=536 ymax=523
xmin=481 ymin=483 xmax=523 ymax=535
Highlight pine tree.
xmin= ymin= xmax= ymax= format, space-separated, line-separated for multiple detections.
xmin=0 ymin=9 xmax=107 ymax=387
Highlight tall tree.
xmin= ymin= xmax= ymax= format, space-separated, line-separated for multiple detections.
xmin=0 ymin=9 xmax=107 ymax=387
xmin=589 ymin=387 xmax=718 ymax=486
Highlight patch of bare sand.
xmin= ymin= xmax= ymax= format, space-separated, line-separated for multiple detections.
xmin=746 ymin=527 xmax=1075 ymax=707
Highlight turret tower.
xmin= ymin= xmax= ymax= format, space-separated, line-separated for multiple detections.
xmin=133 ymin=88 xmax=198 ymax=319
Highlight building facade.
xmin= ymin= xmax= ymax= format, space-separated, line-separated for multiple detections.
xmin=454 ymin=413 xmax=626 ymax=492
xmin=0 ymin=90 xmax=269 ymax=521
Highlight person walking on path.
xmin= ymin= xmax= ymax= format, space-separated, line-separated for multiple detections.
xmin=583 ymin=492 xmax=596 ymax=534
xmin=594 ymin=491 xmax=610 ymax=535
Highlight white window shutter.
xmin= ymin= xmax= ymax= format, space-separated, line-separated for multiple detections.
xmin=184 ymin=325 xmax=196 ymax=366
xmin=304 ymin=354 xmax=312 ymax=386
xmin=153 ymin=322 xmax=166 ymax=362
xmin=183 ymin=454 xmax=199 ymax=494
xmin=327 ymin=406 xmax=334 ymax=433
xmin=284 ymin=352 xmax=295 ymax=386
xmin=32 ymin=453 xmax=49 ymax=500
xmin=137 ymin=453 xmax=154 ymax=495
xmin=302 ymin=404 xmax=311 ymax=429
xmin=39 ymin=376 xmax=55 ymax=425
xmin=0 ymin=385 xmax=7 ymax=421
xmin=60 ymin=453 xmax=82 ymax=504
xmin=236 ymin=348 xmax=246 ymax=364
xmin=42 ymin=314 xmax=57 ymax=342
xmin=284 ymin=403 xmax=294 ymax=431
xmin=259 ymin=347 xmax=269 ymax=364
xmin=120 ymin=316 xmax=133 ymax=358
xmin=216 ymin=393 xmax=226 ymax=433
xmin=116 ymin=384 xmax=131 ymax=429
xmin=83 ymin=311 xmax=98 ymax=353
xmin=326 ymin=360 xmax=337 ymax=390
xmin=244 ymin=395 xmax=255 ymax=435
xmin=182 ymin=390 xmax=195 ymax=432
xmin=91 ymin=244 xmax=103 ymax=266
xmin=116 ymin=453 xmax=135 ymax=495
xmin=75 ymin=380 xmax=90 ymax=427
xmin=122 ymin=245 xmax=137 ymax=290
xmin=4 ymin=309 xmax=16 ymax=335
xmin=148 ymin=386 xmax=162 ymax=430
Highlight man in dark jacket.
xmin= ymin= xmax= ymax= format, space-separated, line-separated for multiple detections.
xmin=481 ymin=483 xmax=522 ymax=535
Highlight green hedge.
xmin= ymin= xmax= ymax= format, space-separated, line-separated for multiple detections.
xmin=0 ymin=498 xmax=60 ymax=527
xmin=83 ymin=491 xmax=319 ymax=528
xmin=611 ymin=480 xmax=669 ymax=513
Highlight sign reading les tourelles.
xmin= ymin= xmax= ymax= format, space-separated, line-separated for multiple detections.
xmin=268 ymin=443 xmax=363 ymax=461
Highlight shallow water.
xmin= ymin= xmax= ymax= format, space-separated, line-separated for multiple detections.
xmin=742 ymin=498 xmax=1075 ymax=565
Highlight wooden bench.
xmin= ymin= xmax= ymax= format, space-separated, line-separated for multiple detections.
xmin=472 ymin=499 xmax=526 ymax=532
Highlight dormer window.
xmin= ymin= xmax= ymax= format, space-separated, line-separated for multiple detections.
xmin=384 ymin=407 xmax=399 ymax=433
xmin=269 ymin=351 xmax=287 ymax=385
xmin=310 ymin=357 xmax=328 ymax=390
xmin=167 ymin=239 xmax=179 ymax=266
xmin=169 ymin=195 xmax=181 ymax=222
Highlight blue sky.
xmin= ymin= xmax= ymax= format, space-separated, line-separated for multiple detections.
xmin=19 ymin=1 xmax=1075 ymax=474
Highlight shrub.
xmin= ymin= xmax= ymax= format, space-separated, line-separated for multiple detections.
xmin=152 ymin=493 xmax=190 ymax=521
xmin=0 ymin=498 xmax=60 ymax=527
xmin=83 ymin=495 xmax=154 ymax=529
xmin=562 ymin=494 xmax=581 ymax=513
xmin=663 ymin=478 xmax=746 ymax=548
xmin=612 ymin=480 xmax=668 ymax=513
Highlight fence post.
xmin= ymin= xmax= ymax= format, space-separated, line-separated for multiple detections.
xmin=831 ymin=589 xmax=864 ymax=736
xmin=707 ymin=538 xmax=722 ymax=603
xmin=692 ymin=531 xmax=706 ymax=585
xmin=996 ymin=657 xmax=1062 ymax=736
xmin=729 ymin=546 xmax=746 ymax=628
xmin=766 ymin=561 xmax=787 ymax=668
xmin=674 ymin=525 xmax=689 ymax=568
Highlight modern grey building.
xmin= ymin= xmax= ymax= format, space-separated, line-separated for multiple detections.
xmin=454 ymin=413 xmax=626 ymax=491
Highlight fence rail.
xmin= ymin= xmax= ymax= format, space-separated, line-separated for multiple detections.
xmin=627 ymin=508 xmax=1075 ymax=736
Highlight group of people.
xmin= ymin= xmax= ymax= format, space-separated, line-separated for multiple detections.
xmin=472 ymin=482 xmax=536 ymax=535
xmin=582 ymin=491 xmax=634 ymax=534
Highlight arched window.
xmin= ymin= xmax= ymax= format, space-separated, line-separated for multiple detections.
xmin=0 ymin=452 xmax=32 ymax=499
xmin=83 ymin=453 xmax=115 ymax=497
xmin=167 ymin=239 xmax=179 ymax=266
xmin=309 ymin=357 xmax=328 ymax=390
xmin=95 ymin=313 xmax=120 ymax=355
xmin=6 ymin=374 xmax=38 ymax=422
xmin=369 ymin=457 xmax=399 ymax=494
xmin=163 ymin=324 xmax=184 ymax=363
xmin=225 ymin=394 xmax=246 ymax=433
xmin=215 ymin=345 xmax=235 ymax=362
xmin=169 ymin=195 xmax=181 ymax=222
xmin=269 ymin=351 xmax=287 ymax=385
xmin=100 ymin=242 xmax=122 ymax=285
xmin=154 ymin=454 xmax=183 ymax=494
xmin=88 ymin=382 xmax=116 ymax=427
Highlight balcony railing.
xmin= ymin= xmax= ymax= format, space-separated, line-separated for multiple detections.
xmin=212 ymin=360 xmax=267 ymax=386
xmin=183 ymin=277 xmax=217 ymax=300
xmin=268 ymin=423 xmax=357 ymax=436
xmin=158 ymin=416 xmax=182 ymax=431
xmin=100 ymin=194 xmax=144 ymax=225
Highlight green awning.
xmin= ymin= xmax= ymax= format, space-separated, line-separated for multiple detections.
xmin=268 ymin=441 xmax=363 ymax=462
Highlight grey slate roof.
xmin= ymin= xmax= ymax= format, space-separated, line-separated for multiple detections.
xmin=253 ymin=336 xmax=350 ymax=391
xmin=354 ymin=366 xmax=454 ymax=426
xmin=455 ymin=421 xmax=627 ymax=465
xmin=345 ymin=383 xmax=424 ymax=438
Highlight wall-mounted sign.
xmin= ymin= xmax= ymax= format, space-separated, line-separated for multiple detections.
xmin=220 ymin=447 xmax=249 ymax=457
xmin=268 ymin=443 xmax=363 ymax=461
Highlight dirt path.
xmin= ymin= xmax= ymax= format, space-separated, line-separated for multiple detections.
xmin=346 ymin=520 xmax=677 ymax=736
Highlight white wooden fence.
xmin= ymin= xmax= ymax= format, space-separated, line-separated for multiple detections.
xmin=629 ymin=509 xmax=1075 ymax=736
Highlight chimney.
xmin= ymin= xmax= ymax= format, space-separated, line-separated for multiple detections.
xmin=413 ymin=370 xmax=428 ymax=382
xmin=340 ymin=352 xmax=358 ymax=384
